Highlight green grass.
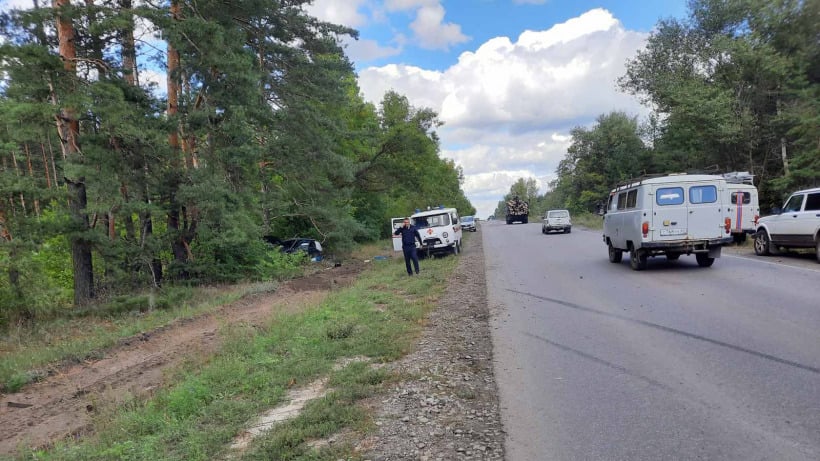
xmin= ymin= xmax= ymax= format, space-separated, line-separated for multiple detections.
xmin=573 ymin=212 xmax=605 ymax=230
xmin=13 ymin=246 xmax=457 ymax=461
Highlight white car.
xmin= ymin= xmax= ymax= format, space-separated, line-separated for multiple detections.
xmin=753 ymin=187 xmax=820 ymax=262
xmin=460 ymin=215 xmax=477 ymax=232
xmin=542 ymin=210 xmax=571 ymax=234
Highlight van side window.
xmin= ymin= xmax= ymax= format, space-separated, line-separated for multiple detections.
xmin=804 ymin=193 xmax=820 ymax=211
xmin=731 ymin=191 xmax=751 ymax=205
xmin=656 ymin=187 xmax=684 ymax=206
xmin=689 ymin=185 xmax=717 ymax=204
xmin=617 ymin=192 xmax=627 ymax=210
xmin=608 ymin=195 xmax=617 ymax=211
xmin=626 ymin=190 xmax=637 ymax=208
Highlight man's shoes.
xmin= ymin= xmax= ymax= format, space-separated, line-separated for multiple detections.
xmin=415 ymin=271 xmax=419 ymax=274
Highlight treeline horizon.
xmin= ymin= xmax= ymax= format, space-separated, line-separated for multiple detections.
xmin=495 ymin=0 xmax=818 ymax=220
xmin=0 ymin=0 xmax=474 ymax=322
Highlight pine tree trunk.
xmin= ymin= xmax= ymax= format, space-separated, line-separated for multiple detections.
xmin=166 ymin=0 xmax=189 ymax=275
xmin=67 ymin=178 xmax=94 ymax=303
xmin=54 ymin=0 xmax=94 ymax=305
xmin=120 ymin=0 xmax=138 ymax=86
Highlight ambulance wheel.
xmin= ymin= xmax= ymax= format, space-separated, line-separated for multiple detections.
xmin=696 ymin=253 xmax=715 ymax=267
xmin=608 ymin=243 xmax=622 ymax=263
xmin=629 ymin=248 xmax=647 ymax=271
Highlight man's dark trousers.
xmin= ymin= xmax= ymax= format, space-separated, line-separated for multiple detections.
xmin=402 ymin=245 xmax=420 ymax=275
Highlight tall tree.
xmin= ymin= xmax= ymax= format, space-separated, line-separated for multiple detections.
xmin=620 ymin=0 xmax=820 ymax=203
xmin=53 ymin=0 xmax=94 ymax=305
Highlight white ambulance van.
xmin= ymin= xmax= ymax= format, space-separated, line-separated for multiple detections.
xmin=723 ymin=172 xmax=759 ymax=244
xmin=410 ymin=207 xmax=462 ymax=256
xmin=602 ymin=174 xmax=734 ymax=270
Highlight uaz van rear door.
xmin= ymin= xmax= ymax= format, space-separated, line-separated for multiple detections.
xmin=651 ymin=185 xmax=688 ymax=241
xmin=687 ymin=182 xmax=724 ymax=239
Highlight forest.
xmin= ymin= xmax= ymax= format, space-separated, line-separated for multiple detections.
xmin=495 ymin=0 xmax=818 ymax=221
xmin=0 ymin=0 xmax=474 ymax=324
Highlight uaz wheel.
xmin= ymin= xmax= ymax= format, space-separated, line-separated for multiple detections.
xmin=608 ymin=243 xmax=622 ymax=263
xmin=629 ymin=247 xmax=647 ymax=270
xmin=696 ymin=253 xmax=715 ymax=267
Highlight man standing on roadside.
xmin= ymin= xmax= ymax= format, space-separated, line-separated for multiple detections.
xmin=394 ymin=217 xmax=423 ymax=276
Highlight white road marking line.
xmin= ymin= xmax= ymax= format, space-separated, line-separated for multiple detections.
xmin=723 ymin=253 xmax=820 ymax=273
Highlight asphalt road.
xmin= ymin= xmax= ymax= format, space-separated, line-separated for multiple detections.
xmin=482 ymin=221 xmax=820 ymax=461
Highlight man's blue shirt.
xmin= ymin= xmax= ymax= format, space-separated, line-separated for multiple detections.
xmin=394 ymin=225 xmax=423 ymax=247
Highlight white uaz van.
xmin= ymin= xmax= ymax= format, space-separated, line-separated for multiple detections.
xmin=411 ymin=207 xmax=462 ymax=256
xmin=602 ymin=174 xmax=734 ymax=270
xmin=723 ymin=172 xmax=759 ymax=244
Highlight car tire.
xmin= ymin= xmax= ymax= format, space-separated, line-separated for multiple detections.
xmin=815 ymin=236 xmax=820 ymax=263
xmin=542 ymin=227 xmax=546 ymax=234
xmin=608 ymin=243 xmax=622 ymax=263
xmin=666 ymin=253 xmax=680 ymax=261
xmin=566 ymin=227 xmax=571 ymax=234
xmin=629 ymin=247 xmax=647 ymax=271
xmin=696 ymin=253 xmax=715 ymax=267
xmin=754 ymin=230 xmax=772 ymax=256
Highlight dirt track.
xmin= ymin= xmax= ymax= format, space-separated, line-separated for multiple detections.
xmin=0 ymin=264 xmax=364 ymax=456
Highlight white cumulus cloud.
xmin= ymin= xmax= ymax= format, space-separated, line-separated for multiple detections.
xmin=305 ymin=0 xmax=369 ymax=28
xmin=357 ymin=8 xmax=649 ymax=218
xmin=409 ymin=3 xmax=470 ymax=50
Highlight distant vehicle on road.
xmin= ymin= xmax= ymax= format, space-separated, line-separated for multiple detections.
xmin=753 ymin=187 xmax=820 ymax=262
xmin=460 ymin=215 xmax=477 ymax=232
xmin=603 ymin=174 xmax=733 ymax=270
xmin=505 ymin=196 xmax=529 ymax=224
xmin=542 ymin=209 xmax=572 ymax=234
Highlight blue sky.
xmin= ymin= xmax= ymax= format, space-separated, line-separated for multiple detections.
xmin=0 ymin=0 xmax=690 ymax=219
xmin=350 ymin=0 xmax=687 ymax=71
xmin=307 ymin=0 xmax=690 ymax=218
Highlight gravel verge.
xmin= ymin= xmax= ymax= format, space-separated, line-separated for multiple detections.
xmin=360 ymin=233 xmax=505 ymax=461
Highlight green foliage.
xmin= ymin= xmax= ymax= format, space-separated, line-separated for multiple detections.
xmin=539 ymin=112 xmax=648 ymax=213
xmin=0 ymin=0 xmax=476 ymax=314
xmin=619 ymin=0 xmax=820 ymax=205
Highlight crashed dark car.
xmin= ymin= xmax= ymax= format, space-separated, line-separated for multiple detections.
xmin=278 ymin=238 xmax=323 ymax=260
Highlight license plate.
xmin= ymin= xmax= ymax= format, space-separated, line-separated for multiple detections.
xmin=660 ymin=228 xmax=686 ymax=236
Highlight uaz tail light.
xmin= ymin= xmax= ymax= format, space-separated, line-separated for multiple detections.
xmin=642 ymin=221 xmax=649 ymax=237
xmin=724 ymin=217 xmax=731 ymax=234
